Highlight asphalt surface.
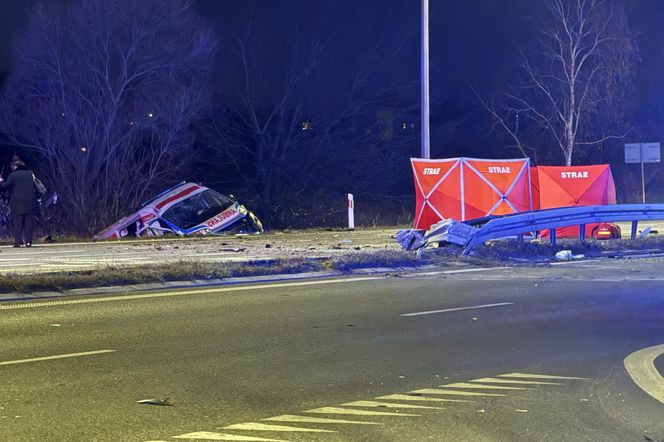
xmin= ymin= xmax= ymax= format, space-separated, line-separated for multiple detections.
xmin=1 ymin=262 xmax=663 ymax=441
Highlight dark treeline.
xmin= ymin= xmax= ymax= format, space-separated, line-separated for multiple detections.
xmin=0 ymin=0 xmax=663 ymax=235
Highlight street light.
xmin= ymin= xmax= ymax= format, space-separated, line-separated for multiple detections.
xmin=421 ymin=0 xmax=430 ymax=159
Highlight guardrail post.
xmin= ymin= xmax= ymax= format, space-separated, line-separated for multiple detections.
xmin=549 ymin=228 xmax=556 ymax=246
xmin=631 ymin=220 xmax=638 ymax=240
xmin=579 ymin=224 xmax=586 ymax=242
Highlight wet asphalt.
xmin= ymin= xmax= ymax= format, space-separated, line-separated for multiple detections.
xmin=1 ymin=262 xmax=663 ymax=441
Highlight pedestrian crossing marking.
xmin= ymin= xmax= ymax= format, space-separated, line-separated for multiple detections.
xmin=341 ymin=400 xmax=443 ymax=410
xmin=375 ymin=394 xmax=472 ymax=403
xmin=439 ymin=382 xmax=527 ymax=390
xmin=411 ymin=388 xmax=507 ymax=397
xmin=222 ymin=423 xmax=335 ymax=433
xmin=498 ymin=372 xmax=590 ymax=380
xmin=164 ymin=371 xmax=589 ymax=441
xmin=305 ymin=407 xmax=419 ymax=417
xmin=173 ymin=432 xmax=287 ymax=441
xmin=469 ymin=377 xmax=561 ymax=385
xmin=262 ymin=415 xmax=381 ymax=425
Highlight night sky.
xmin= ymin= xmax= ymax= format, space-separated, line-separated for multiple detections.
xmin=2 ymin=0 xmax=664 ymax=135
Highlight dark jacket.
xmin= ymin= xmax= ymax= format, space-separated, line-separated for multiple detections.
xmin=1 ymin=167 xmax=40 ymax=215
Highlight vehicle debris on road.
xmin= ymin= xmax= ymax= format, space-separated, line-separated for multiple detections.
xmin=136 ymin=397 xmax=173 ymax=406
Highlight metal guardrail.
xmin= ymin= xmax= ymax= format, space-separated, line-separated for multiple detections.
xmin=463 ymin=204 xmax=664 ymax=255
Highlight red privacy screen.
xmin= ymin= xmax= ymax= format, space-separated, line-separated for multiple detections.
xmin=411 ymin=157 xmax=532 ymax=229
xmin=533 ymin=164 xmax=616 ymax=238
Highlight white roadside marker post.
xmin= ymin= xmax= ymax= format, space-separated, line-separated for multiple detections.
xmin=348 ymin=193 xmax=355 ymax=231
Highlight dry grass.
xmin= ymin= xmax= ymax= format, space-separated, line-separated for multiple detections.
xmin=0 ymin=250 xmax=433 ymax=293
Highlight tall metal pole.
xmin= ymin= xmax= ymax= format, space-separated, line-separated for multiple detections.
xmin=641 ymin=144 xmax=646 ymax=204
xmin=421 ymin=0 xmax=431 ymax=159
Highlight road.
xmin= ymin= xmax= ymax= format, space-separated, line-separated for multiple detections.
xmin=1 ymin=262 xmax=663 ymax=441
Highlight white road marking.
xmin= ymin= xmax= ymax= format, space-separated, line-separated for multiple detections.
xmin=375 ymin=394 xmax=471 ymax=403
xmin=441 ymin=267 xmax=509 ymax=274
xmin=173 ymin=433 xmax=286 ymax=441
xmin=222 ymin=423 xmax=334 ymax=433
xmin=341 ymin=400 xmax=443 ymax=410
xmin=439 ymin=382 xmax=527 ymax=390
xmin=469 ymin=377 xmax=561 ymax=385
xmin=0 ymin=277 xmax=384 ymax=311
xmin=305 ymin=407 xmax=419 ymax=417
xmin=0 ymin=349 xmax=115 ymax=366
xmin=400 ymin=302 xmax=513 ymax=317
xmin=262 ymin=415 xmax=381 ymax=425
xmin=624 ymin=344 xmax=664 ymax=405
xmin=498 ymin=372 xmax=589 ymax=380
xmin=410 ymin=388 xmax=507 ymax=397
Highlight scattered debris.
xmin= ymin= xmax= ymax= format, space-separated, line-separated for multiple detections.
xmin=136 ymin=397 xmax=173 ymax=407
xmin=339 ymin=239 xmax=353 ymax=244
xmin=218 ymin=247 xmax=246 ymax=253
xmin=555 ymin=250 xmax=573 ymax=261
xmin=137 ymin=397 xmax=173 ymax=406
xmin=396 ymin=219 xmax=479 ymax=251
xmin=265 ymin=243 xmax=272 ymax=248
xmin=555 ymin=250 xmax=585 ymax=261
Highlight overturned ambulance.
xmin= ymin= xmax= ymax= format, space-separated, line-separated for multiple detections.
xmin=95 ymin=182 xmax=263 ymax=240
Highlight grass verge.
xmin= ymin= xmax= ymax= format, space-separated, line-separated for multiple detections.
xmin=0 ymin=250 xmax=440 ymax=294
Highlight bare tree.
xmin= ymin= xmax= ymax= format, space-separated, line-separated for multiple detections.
xmin=482 ymin=0 xmax=637 ymax=165
xmin=0 ymin=0 xmax=216 ymax=233
xmin=201 ymin=29 xmax=418 ymax=227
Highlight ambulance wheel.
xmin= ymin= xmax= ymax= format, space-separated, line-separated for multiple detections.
xmin=246 ymin=212 xmax=264 ymax=233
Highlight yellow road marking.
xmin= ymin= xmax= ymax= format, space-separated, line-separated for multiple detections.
xmin=498 ymin=372 xmax=589 ymax=380
xmin=263 ymin=415 xmax=381 ymax=425
xmin=375 ymin=394 xmax=472 ymax=403
xmin=470 ymin=377 xmax=561 ymax=385
xmin=173 ymin=432 xmax=286 ymax=441
xmin=624 ymin=344 xmax=664 ymax=405
xmin=341 ymin=400 xmax=443 ymax=410
xmin=411 ymin=389 xmax=506 ymax=397
xmin=305 ymin=407 xmax=419 ymax=417
xmin=439 ymin=382 xmax=527 ymax=390
xmin=222 ymin=423 xmax=334 ymax=433
xmin=0 ymin=277 xmax=383 ymax=311
xmin=0 ymin=349 xmax=115 ymax=366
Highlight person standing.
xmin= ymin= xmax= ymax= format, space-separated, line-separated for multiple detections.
xmin=0 ymin=158 xmax=44 ymax=247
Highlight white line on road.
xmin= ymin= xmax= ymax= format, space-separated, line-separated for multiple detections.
xmin=400 ymin=302 xmax=514 ymax=317
xmin=624 ymin=344 xmax=664 ymax=405
xmin=0 ymin=277 xmax=385 ymax=310
xmin=0 ymin=349 xmax=116 ymax=366
xmin=263 ymin=415 xmax=381 ymax=425
xmin=173 ymin=433 xmax=287 ymax=441
xmin=498 ymin=372 xmax=589 ymax=381
xmin=341 ymin=400 xmax=443 ymax=410
xmin=222 ymin=422 xmax=335 ymax=433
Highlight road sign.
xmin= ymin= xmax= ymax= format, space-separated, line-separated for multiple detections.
xmin=642 ymin=142 xmax=661 ymax=163
xmin=625 ymin=142 xmax=661 ymax=204
xmin=625 ymin=142 xmax=660 ymax=163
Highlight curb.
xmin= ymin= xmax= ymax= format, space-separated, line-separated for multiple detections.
xmin=0 ymin=265 xmax=441 ymax=303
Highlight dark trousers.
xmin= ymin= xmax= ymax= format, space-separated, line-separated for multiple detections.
xmin=13 ymin=214 xmax=34 ymax=245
